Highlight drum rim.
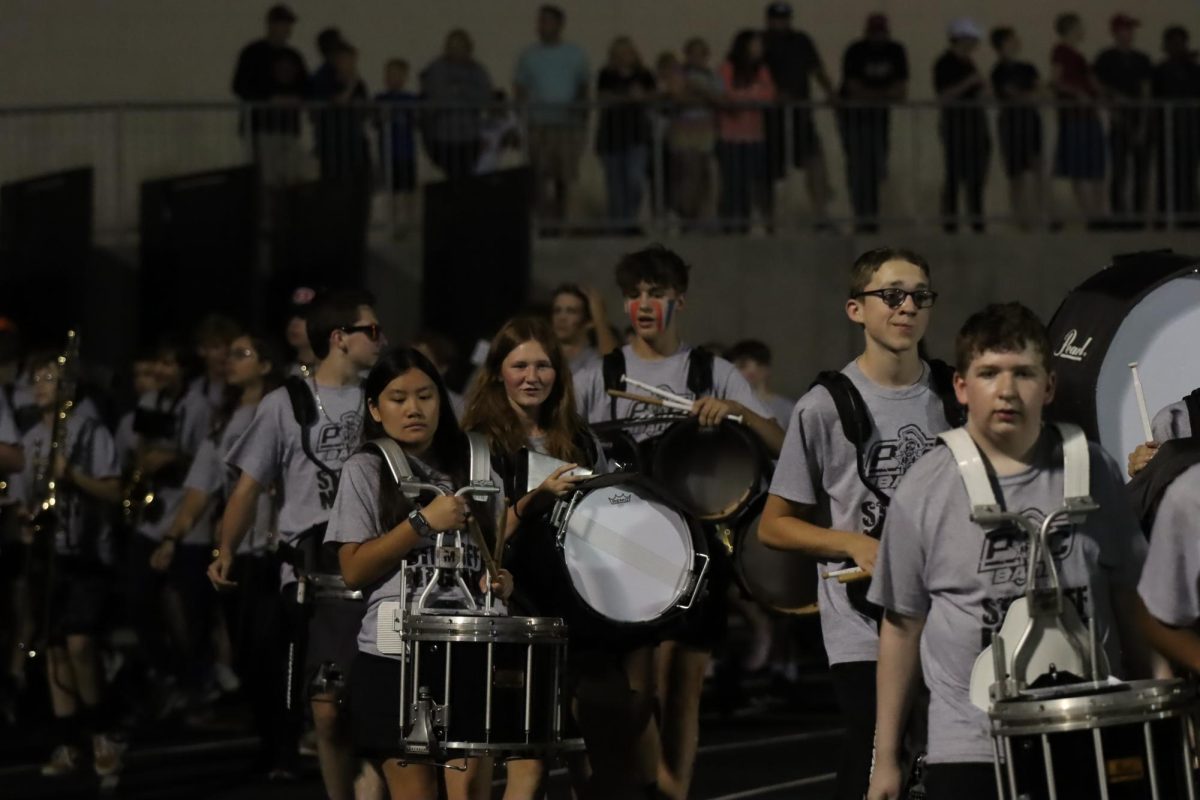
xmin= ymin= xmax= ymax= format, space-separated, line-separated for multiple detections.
xmin=400 ymin=738 xmax=588 ymax=758
xmin=406 ymin=614 xmax=567 ymax=642
xmin=989 ymin=678 xmax=1198 ymax=735
xmin=648 ymin=416 xmax=768 ymax=522
xmin=557 ymin=478 xmax=705 ymax=627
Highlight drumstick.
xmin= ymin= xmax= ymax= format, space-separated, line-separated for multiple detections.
xmin=606 ymin=389 xmax=693 ymax=413
xmin=822 ymin=566 xmax=871 ymax=584
xmin=822 ymin=566 xmax=863 ymax=580
xmin=466 ymin=517 xmax=502 ymax=583
xmin=622 ymin=375 xmax=693 ymax=407
xmin=1129 ymin=362 xmax=1153 ymax=441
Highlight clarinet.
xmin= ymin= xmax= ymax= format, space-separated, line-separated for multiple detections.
xmin=25 ymin=330 xmax=81 ymax=658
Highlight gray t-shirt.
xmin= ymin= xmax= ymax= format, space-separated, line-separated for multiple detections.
xmin=868 ymin=434 xmax=1147 ymax=765
xmin=21 ymin=415 xmax=120 ymax=563
xmin=1138 ymin=462 xmax=1200 ymax=626
xmin=567 ymin=345 xmax=599 ymax=376
xmin=763 ymin=391 xmax=795 ymax=431
xmin=226 ymin=380 xmax=363 ymax=539
xmin=1151 ymin=400 xmax=1193 ymax=442
xmin=574 ymin=344 xmax=772 ymax=442
xmin=0 ymin=392 xmax=23 ymax=507
xmin=325 ymin=450 xmax=488 ymax=660
xmin=769 ymin=360 xmax=950 ymax=665
xmin=185 ymin=404 xmax=275 ymax=554
xmin=132 ymin=389 xmax=213 ymax=544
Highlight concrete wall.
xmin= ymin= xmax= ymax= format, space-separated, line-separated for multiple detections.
xmin=368 ymin=229 xmax=1200 ymax=398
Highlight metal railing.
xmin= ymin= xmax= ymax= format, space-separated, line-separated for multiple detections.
xmin=0 ymin=99 xmax=1196 ymax=237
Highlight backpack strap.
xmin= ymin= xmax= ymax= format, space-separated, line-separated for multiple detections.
xmin=284 ymin=375 xmax=339 ymax=483
xmin=1185 ymin=388 xmax=1200 ymax=434
xmin=601 ymin=349 xmax=627 ymax=421
xmin=927 ymin=358 xmax=967 ymax=428
xmin=686 ymin=348 xmax=715 ymax=399
xmin=811 ymin=371 xmax=889 ymax=507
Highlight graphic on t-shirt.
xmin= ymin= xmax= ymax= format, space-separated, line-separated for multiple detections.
xmin=629 ymin=385 xmax=692 ymax=440
xmin=977 ymin=508 xmax=1077 ymax=587
xmin=858 ymin=423 xmax=938 ymax=533
xmin=979 ymin=585 xmax=1091 ymax=651
xmin=314 ymin=410 xmax=362 ymax=466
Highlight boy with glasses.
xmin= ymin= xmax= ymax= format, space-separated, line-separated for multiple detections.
xmin=760 ymin=247 xmax=956 ymax=800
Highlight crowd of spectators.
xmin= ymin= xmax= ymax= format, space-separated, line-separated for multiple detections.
xmin=231 ymin=2 xmax=1200 ymax=233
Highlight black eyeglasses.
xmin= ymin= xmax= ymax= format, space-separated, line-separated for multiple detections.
xmin=340 ymin=323 xmax=383 ymax=342
xmin=852 ymin=288 xmax=939 ymax=309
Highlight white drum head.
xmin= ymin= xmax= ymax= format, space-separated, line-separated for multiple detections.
xmin=561 ymin=483 xmax=694 ymax=624
xmin=1094 ymin=274 xmax=1200 ymax=474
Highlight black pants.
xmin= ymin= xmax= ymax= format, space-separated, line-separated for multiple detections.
xmin=940 ymin=122 xmax=990 ymax=231
xmin=830 ymin=661 xmax=877 ymax=800
xmin=1156 ymin=119 xmax=1200 ymax=223
xmin=839 ymin=109 xmax=890 ymax=230
xmin=924 ymin=762 xmax=998 ymax=800
xmin=1109 ymin=120 xmax=1151 ymax=218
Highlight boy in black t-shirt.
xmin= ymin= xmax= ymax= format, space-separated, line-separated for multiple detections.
xmin=990 ymin=27 xmax=1044 ymax=229
xmin=1094 ymin=14 xmax=1154 ymax=222
xmin=933 ymin=18 xmax=990 ymax=233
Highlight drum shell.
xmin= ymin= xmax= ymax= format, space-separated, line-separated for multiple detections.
xmin=650 ymin=418 xmax=768 ymax=522
xmin=399 ymin=613 xmax=572 ymax=757
xmin=730 ymin=495 xmax=819 ymax=614
xmin=593 ymin=427 xmax=645 ymax=474
xmin=990 ymin=679 xmax=1199 ymax=800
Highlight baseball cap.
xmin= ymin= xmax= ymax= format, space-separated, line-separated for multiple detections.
xmin=766 ymin=2 xmax=793 ymax=19
xmin=266 ymin=4 xmax=297 ymax=24
xmin=1110 ymin=13 xmax=1140 ymax=31
xmin=948 ymin=17 xmax=983 ymax=41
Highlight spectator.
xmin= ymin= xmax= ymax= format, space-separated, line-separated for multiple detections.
xmin=665 ymin=38 xmax=721 ymax=225
xmin=718 ymin=31 xmax=777 ymax=233
xmin=595 ymin=37 xmax=656 ymax=232
xmin=990 ymin=26 xmax=1045 ymax=229
xmin=726 ymin=340 xmax=794 ymax=429
xmin=310 ymin=27 xmax=343 ymax=92
xmin=475 ymin=90 xmax=522 ymax=174
xmin=514 ymin=5 xmax=590 ymax=231
xmin=837 ymin=13 xmax=909 ymax=233
xmin=230 ymin=4 xmax=308 ymax=188
xmin=310 ymin=41 xmax=370 ymax=182
xmin=419 ymin=29 xmax=493 ymax=180
xmin=374 ymin=59 xmax=419 ymax=235
xmin=1051 ymin=13 xmax=1106 ymax=224
xmin=1152 ymin=26 xmax=1200 ymax=227
xmin=651 ymin=51 xmax=681 ymax=217
xmin=934 ymin=18 xmax=991 ymax=232
xmin=1095 ymin=14 xmax=1154 ymax=226
xmin=763 ymin=2 xmax=835 ymax=228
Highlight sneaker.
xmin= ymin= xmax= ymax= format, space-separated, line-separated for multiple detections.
xmin=40 ymin=745 xmax=81 ymax=777
xmin=213 ymin=663 xmax=241 ymax=694
xmin=92 ymin=733 xmax=127 ymax=777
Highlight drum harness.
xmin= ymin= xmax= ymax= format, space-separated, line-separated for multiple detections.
xmin=943 ymin=423 xmax=1108 ymax=711
xmin=369 ymin=432 xmax=503 ymax=761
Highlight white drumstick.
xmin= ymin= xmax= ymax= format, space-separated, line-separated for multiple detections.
xmin=822 ymin=566 xmax=864 ymax=580
xmin=1128 ymin=362 xmax=1153 ymax=441
xmin=621 ymin=375 xmax=744 ymax=424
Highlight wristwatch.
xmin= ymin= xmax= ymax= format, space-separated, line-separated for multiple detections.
xmin=408 ymin=508 xmax=436 ymax=538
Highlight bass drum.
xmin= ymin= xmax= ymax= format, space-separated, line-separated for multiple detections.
xmin=731 ymin=495 xmax=818 ymax=615
xmin=1047 ymin=250 xmax=1200 ymax=472
xmin=650 ymin=418 xmax=769 ymax=521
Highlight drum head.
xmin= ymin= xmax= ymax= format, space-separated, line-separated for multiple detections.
xmin=1048 ymin=253 xmax=1200 ymax=473
xmin=561 ymin=480 xmax=697 ymax=624
xmin=733 ymin=501 xmax=818 ymax=613
xmin=651 ymin=419 xmax=765 ymax=520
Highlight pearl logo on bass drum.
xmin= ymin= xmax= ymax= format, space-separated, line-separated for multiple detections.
xmin=1053 ymin=329 xmax=1093 ymax=362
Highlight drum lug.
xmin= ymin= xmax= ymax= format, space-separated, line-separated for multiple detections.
xmin=678 ymin=552 xmax=711 ymax=611
xmin=552 ymin=492 xmax=581 ymax=548
xmin=406 ymin=685 xmax=447 ymax=761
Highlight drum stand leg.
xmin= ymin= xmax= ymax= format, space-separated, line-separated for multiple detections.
xmin=524 ymin=644 xmax=533 ymax=744
xmin=1183 ymin=716 xmax=1197 ymax=800
xmin=1003 ymin=738 xmax=1019 ymax=800
xmin=1144 ymin=722 xmax=1160 ymax=800
xmin=1093 ymin=728 xmax=1111 ymax=800
xmin=992 ymin=739 xmax=1009 ymax=800
xmin=485 ymin=642 xmax=493 ymax=742
xmin=1042 ymin=735 xmax=1058 ymax=800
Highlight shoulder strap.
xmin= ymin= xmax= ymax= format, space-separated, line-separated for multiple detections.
xmin=1185 ymin=388 xmax=1200 ymax=433
xmin=464 ymin=431 xmax=499 ymax=503
xmin=365 ymin=437 xmax=415 ymax=485
xmin=285 ymin=375 xmax=338 ymax=481
xmin=938 ymin=428 xmax=1000 ymax=517
xmin=601 ymin=349 xmax=626 ymax=421
xmin=1053 ymin=422 xmax=1092 ymax=509
xmin=927 ymin=359 xmax=967 ymax=428
xmin=686 ymin=348 xmax=715 ymax=399
xmin=811 ymin=370 xmax=888 ymax=506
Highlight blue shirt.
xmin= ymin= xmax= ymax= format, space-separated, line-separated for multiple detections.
xmin=515 ymin=41 xmax=589 ymax=125
xmin=375 ymin=89 xmax=418 ymax=161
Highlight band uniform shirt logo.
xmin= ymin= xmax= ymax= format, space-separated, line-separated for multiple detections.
xmin=859 ymin=423 xmax=938 ymax=533
xmin=1054 ymin=329 xmax=1094 ymax=362
xmin=312 ymin=407 xmax=363 ymax=511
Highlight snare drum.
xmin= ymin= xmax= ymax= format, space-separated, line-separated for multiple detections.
xmin=398 ymin=613 xmax=575 ymax=759
xmin=650 ymin=418 xmax=768 ymax=521
xmin=989 ymin=678 xmax=1199 ymax=800
xmin=731 ymin=497 xmax=819 ymax=615
xmin=593 ymin=427 xmax=644 ymax=473
xmin=553 ymin=473 xmax=709 ymax=628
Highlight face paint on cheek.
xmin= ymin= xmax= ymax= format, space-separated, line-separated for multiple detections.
xmin=627 ymin=298 xmax=678 ymax=334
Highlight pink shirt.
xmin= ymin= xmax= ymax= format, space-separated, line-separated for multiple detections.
xmin=718 ymin=62 xmax=777 ymax=142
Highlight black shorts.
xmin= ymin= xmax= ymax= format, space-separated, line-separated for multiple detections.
xmin=662 ymin=541 xmax=730 ymax=651
xmin=347 ymin=650 xmax=407 ymax=759
xmin=49 ymin=558 xmax=110 ymax=641
xmin=998 ymin=112 xmax=1043 ymax=177
xmin=302 ymin=595 xmax=365 ymax=694
xmin=768 ymin=106 xmax=823 ymax=178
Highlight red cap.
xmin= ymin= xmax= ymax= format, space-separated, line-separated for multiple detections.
xmin=866 ymin=13 xmax=889 ymax=34
xmin=1111 ymin=13 xmax=1140 ymax=31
